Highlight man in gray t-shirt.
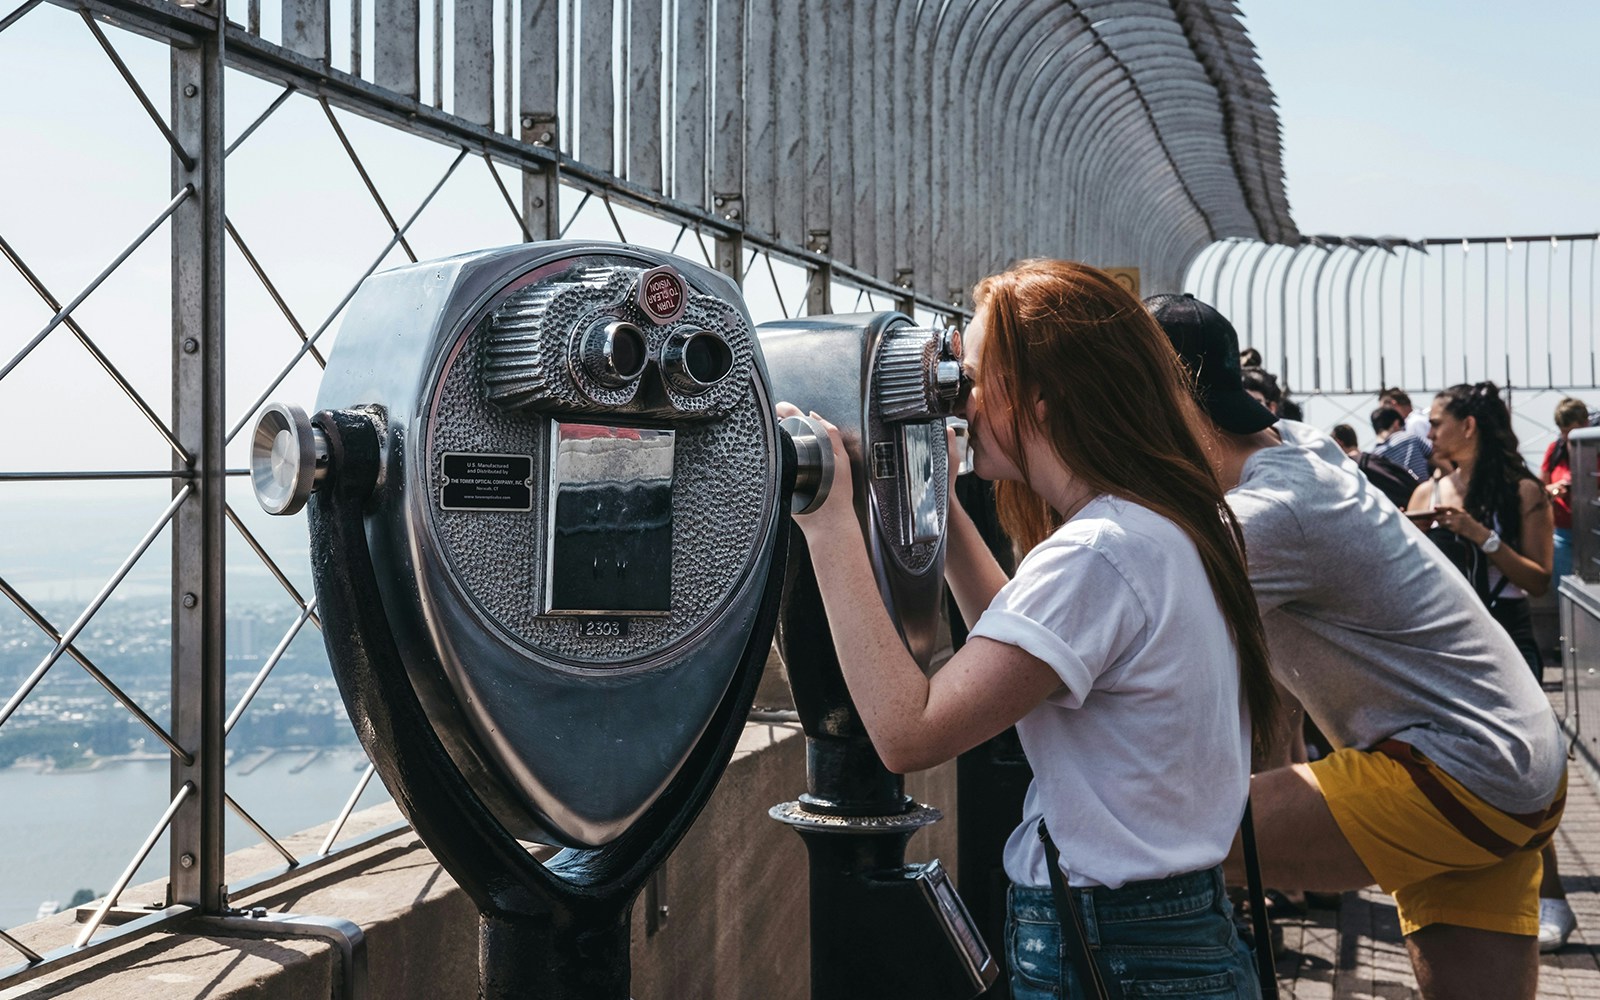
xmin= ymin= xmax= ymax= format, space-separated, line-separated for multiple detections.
xmin=1150 ymin=293 xmax=1565 ymax=999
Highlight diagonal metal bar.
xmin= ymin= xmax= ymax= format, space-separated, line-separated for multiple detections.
xmin=0 ymin=186 xmax=193 ymax=384
xmin=225 ymin=793 xmax=298 ymax=868
xmin=0 ymin=0 xmax=41 ymax=36
xmin=225 ymin=148 xmax=468 ymax=444
xmin=77 ymin=9 xmax=194 ymax=171
xmin=482 ymin=153 xmax=532 ymax=242
xmin=0 ymin=233 xmax=190 ymax=462
xmin=601 ymin=193 xmax=629 ymax=243
xmin=224 ymin=597 xmax=318 ymax=734
xmin=225 ymin=217 xmax=326 ymax=367
xmin=0 ymin=470 xmax=192 ymax=481
xmin=319 ymin=97 xmax=417 ymax=263
xmin=224 ymin=504 xmax=321 ymax=629
xmin=692 ymin=229 xmax=716 ymax=270
xmin=318 ymin=763 xmax=377 ymax=856
xmin=75 ymin=782 xmax=193 ymax=948
xmin=557 ymin=191 xmax=593 ymax=239
xmin=669 ymin=224 xmax=688 ymax=257
xmin=0 ymin=575 xmax=191 ymax=764
xmin=0 ymin=928 xmax=41 ymax=966
xmin=0 ymin=485 xmax=192 ymax=730
xmin=763 ymin=251 xmax=790 ymax=320
xmin=225 ymin=84 xmax=297 ymax=158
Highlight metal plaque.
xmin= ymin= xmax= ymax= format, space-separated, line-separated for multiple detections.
xmin=440 ymin=452 xmax=534 ymax=511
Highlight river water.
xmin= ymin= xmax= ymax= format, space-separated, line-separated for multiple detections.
xmin=0 ymin=749 xmax=390 ymax=929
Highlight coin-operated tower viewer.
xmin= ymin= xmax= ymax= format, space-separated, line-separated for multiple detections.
xmin=250 ymin=243 xmax=831 ymax=1000
xmin=758 ymin=312 xmax=998 ymax=1000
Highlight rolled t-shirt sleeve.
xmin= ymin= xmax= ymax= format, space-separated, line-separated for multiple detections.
xmin=968 ymin=541 xmax=1147 ymax=709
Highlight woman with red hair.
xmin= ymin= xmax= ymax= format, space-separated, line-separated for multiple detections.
xmin=781 ymin=259 xmax=1276 ymax=998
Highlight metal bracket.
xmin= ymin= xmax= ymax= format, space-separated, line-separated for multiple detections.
xmin=807 ymin=250 xmax=835 ymax=316
xmin=519 ymin=113 xmax=560 ymax=241
xmin=894 ymin=268 xmax=916 ymax=316
xmin=199 ymin=911 xmax=367 ymax=1000
xmin=712 ymin=192 xmax=743 ymax=224
xmin=519 ymin=112 xmax=559 ymax=150
xmin=645 ymin=869 xmax=669 ymax=936
xmin=712 ymin=194 xmax=745 ymax=285
xmin=72 ymin=904 xmax=164 ymax=927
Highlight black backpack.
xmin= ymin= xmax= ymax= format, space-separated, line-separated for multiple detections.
xmin=1357 ymin=451 xmax=1422 ymax=510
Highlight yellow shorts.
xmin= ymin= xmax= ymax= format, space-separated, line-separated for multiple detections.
xmin=1308 ymin=740 xmax=1566 ymax=936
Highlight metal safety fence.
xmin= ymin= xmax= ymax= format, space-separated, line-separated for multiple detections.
xmin=1185 ymin=234 xmax=1600 ymax=403
xmin=0 ymin=0 xmax=1292 ymax=985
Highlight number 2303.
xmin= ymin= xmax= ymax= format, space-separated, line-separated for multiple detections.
xmin=577 ymin=618 xmax=629 ymax=638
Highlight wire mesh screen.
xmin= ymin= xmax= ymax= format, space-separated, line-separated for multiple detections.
xmin=0 ymin=0 xmax=1293 ymax=982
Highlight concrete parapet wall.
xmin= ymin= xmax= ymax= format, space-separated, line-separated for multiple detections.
xmin=5 ymin=719 xmax=960 ymax=999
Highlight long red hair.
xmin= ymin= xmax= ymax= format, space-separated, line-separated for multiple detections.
xmin=973 ymin=260 xmax=1278 ymax=759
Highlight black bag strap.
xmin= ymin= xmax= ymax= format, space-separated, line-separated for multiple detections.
xmin=1239 ymin=800 xmax=1281 ymax=999
xmin=1037 ymin=802 xmax=1280 ymax=1000
xmin=1038 ymin=820 xmax=1117 ymax=1000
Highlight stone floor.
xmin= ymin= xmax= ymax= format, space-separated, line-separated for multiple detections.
xmin=1273 ymin=681 xmax=1600 ymax=998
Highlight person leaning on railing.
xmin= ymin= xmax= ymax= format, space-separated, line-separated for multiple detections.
xmin=1541 ymin=397 xmax=1591 ymax=583
xmin=781 ymin=260 xmax=1275 ymax=999
xmin=1149 ymin=295 xmax=1567 ymax=1000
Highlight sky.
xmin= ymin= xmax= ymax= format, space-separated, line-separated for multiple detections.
xmin=1239 ymin=1 xmax=1600 ymax=239
xmin=2 ymin=1 xmax=1598 ymax=482
xmin=1198 ymin=2 xmax=1600 ymax=448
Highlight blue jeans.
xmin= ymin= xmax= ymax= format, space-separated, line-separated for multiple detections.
xmin=1555 ymin=527 xmax=1573 ymax=583
xmin=1006 ymin=866 xmax=1261 ymax=998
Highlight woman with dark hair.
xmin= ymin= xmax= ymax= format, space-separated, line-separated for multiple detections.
xmin=1406 ymin=382 xmax=1553 ymax=673
xmin=1406 ymin=382 xmax=1575 ymax=953
xmin=780 ymin=259 xmax=1275 ymax=998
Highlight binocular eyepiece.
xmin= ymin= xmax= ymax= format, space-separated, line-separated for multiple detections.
xmin=484 ymin=263 xmax=746 ymax=418
xmin=875 ymin=323 xmax=969 ymax=422
xmin=577 ymin=319 xmax=649 ymax=388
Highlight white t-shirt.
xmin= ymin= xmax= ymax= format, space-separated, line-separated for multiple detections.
xmin=969 ymin=496 xmax=1251 ymax=889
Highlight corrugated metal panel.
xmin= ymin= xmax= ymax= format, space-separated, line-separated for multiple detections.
xmin=374 ymin=0 xmax=420 ymax=98
xmin=626 ymin=0 xmax=664 ymax=190
xmin=230 ymin=0 xmax=1299 ymax=299
xmin=579 ymin=0 xmax=615 ymax=171
xmin=672 ymin=0 xmax=709 ymax=207
xmin=282 ymin=0 xmax=330 ymax=61
xmin=454 ymin=0 xmax=495 ymax=126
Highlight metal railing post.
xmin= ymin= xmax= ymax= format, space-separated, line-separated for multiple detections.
xmin=168 ymin=4 xmax=228 ymax=914
xmin=714 ymin=195 xmax=745 ymax=289
xmin=806 ymin=231 xmax=833 ymax=315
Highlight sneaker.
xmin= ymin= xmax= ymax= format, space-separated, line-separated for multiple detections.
xmin=1539 ymin=897 xmax=1577 ymax=953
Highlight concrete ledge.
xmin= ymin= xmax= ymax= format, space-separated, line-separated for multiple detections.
xmin=4 ymin=718 xmax=961 ymax=999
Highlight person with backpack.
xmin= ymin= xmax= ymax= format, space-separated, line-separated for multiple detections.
xmin=1331 ymin=423 xmax=1421 ymax=510
xmin=1372 ymin=406 xmax=1432 ymax=481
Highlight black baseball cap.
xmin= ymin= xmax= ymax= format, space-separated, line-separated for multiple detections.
xmin=1145 ymin=292 xmax=1278 ymax=435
